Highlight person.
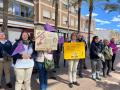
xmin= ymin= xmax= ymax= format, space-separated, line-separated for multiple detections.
xmin=109 ymin=38 xmax=118 ymax=71
xmin=0 ymin=32 xmax=12 ymax=88
xmin=102 ymin=39 xmax=113 ymax=77
xmin=77 ymin=33 xmax=87 ymax=78
xmin=90 ymin=36 xmax=102 ymax=81
xmin=35 ymin=49 xmax=53 ymax=90
xmin=67 ymin=32 xmax=80 ymax=88
xmin=12 ymin=31 xmax=34 ymax=90
xmin=53 ymin=44 xmax=62 ymax=68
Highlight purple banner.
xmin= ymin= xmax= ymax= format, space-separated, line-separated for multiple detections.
xmin=44 ymin=23 xmax=55 ymax=32
xmin=58 ymin=36 xmax=64 ymax=44
xmin=12 ymin=41 xmax=25 ymax=56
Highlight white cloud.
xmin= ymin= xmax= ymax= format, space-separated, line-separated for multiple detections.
xmin=118 ymin=15 xmax=120 ymax=18
xmin=111 ymin=15 xmax=120 ymax=22
xmin=86 ymin=13 xmax=98 ymax=17
xmin=95 ymin=18 xmax=111 ymax=25
xmin=117 ymin=25 xmax=120 ymax=27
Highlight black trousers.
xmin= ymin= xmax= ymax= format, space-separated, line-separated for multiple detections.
xmin=103 ymin=60 xmax=112 ymax=76
xmin=78 ymin=59 xmax=84 ymax=75
xmin=53 ymin=52 xmax=61 ymax=68
xmin=112 ymin=54 xmax=116 ymax=69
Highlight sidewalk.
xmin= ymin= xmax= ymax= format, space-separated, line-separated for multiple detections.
xmin=1 ymin=51 xmax=120 ymax=90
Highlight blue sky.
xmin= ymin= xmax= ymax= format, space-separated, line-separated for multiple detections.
xmin=81 ymin=0 xmax=120 ymax=31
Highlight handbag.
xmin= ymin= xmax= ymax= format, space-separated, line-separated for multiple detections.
xmin=44 ymin=54 xmax=54 ymax=71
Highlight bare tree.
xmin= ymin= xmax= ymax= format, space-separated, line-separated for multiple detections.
xmin=1 ymin=0 xmax=9 ymax=39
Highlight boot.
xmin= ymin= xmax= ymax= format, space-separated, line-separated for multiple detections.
xmin=92 ymin=73 xmax=96 ymax=81
xmin=96 ymin=71 xmax=101 ymax=80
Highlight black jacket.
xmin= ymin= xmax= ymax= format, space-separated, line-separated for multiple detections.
xmin=0 ymin=40 xmax=12 ymax=58
xmin=78 ymin=38 xmax=87 ymax=51
xmin=90 ymin=42 xmax=102 ymax=60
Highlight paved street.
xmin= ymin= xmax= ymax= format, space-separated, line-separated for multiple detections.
xmin=0 ymin=51 xmax=120 ymax=90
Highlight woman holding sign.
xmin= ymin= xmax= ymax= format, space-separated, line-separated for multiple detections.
xmin=67 ymin=33 xmax=80 ymax=88
xmin=12 ymin=31 xmax=34 ymax=90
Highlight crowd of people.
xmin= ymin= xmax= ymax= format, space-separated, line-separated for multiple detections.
xmin=0 ymin=31 xmax=118 ymax=90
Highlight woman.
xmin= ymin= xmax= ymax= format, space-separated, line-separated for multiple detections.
xmin=0 ymin=32 xmax=12 ymax=88
xmin=90 ymin=36 xmax=102 ymax=81
xmin=12 ymin=31 xmax=34 ymax=90
xmin=102 ymin=40 xmax=113 ymax=77
xmin=67 ymin=33 xmax=80 ymax=88
xmin=35 ymin=49 xmax=53 ymax=90
xmin=109 ymin=38 xmax=118 ymax=71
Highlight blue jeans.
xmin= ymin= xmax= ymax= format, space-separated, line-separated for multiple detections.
xmin=36 ymin=62 xmax=48 ymax=90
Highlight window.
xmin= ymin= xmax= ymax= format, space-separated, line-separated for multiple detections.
xmin=70 ymin=19 xmax=74 ymax=26
xmin=51 ymin=12 xmax=55 ymax=20
xmin=8 ymin=2 xmax=13 ymax=14
xmin=63 ymin=2 xmax=68 ymax=9
xmin=43 ymin=10 xmax=51 ymax=19
xmin=13 ymin=3 xmax=21 ymax=16
xmin=28 ymin=7 xmax=33 ymax=18
xmin=75 ymin=20 xmax=78 ymax=26
xmin=21 ymin=5 xmax=28 ymax=17
xmin=63 ymin=16 xmax=67 ymax=25
xmin=0 ymin=0 xmax=3 ymax=8
xmin=70 ymin=6 xmax=75 ymax=13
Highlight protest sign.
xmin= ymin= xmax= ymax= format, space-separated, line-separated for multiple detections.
xmin=35 ymin=30 xmax=58 ymax=51
xmin=64 ymin=42 xmax=85 ymax=60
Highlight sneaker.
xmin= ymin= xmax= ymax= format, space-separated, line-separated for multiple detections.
xmin=92 ymin=76 xmax=97 ymax=81
xmin=50 ymin=77 xmax=57 ymax=80
xmin=79 ymin=74 xmax=83 ymax=78
xmin=68 ymin=83 xmax=73 ymax=88
xmin=0 ymin=85 xmax=2 ymax=89
xmin=84 ymin=66 xmax=87 ymax=69
xmin=96 ymin=77 xmax=101 ymax=81
xmin=107 ymin=74 xmax=112 ymax=77
xmin=73 ymin=82 xmax=80 ymax=86
xmin=111 ymin=68 xmax=115 ymax=71
xmin=103 ymin=75 xmax=107 ymax=78
xmin=6 ymin=83 xmax=12 ymax=88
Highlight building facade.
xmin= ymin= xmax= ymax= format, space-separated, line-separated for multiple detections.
xmin=34 ymin=0 xmax=96 ymax=41
xmin=95 ymin=29 xmax=120 ymax=43
xmin=0 ymin=0 xmax=34 ymax=43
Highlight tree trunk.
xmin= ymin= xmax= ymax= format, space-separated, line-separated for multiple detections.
xmin=78 ymin=0 xmax=82 ymax=33
xmin=55 ymin=0 xmax=59 ymax=32
xmin=1 ymin=0 xmax=9 ymax=39
xmin=88 ymin=0 xmax=93 ymax=48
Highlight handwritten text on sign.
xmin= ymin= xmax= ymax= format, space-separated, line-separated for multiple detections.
xmin=35 ymin=30 xmax=58 ymax=51
xmin=64 ymin=42 xmax=85 ymax=60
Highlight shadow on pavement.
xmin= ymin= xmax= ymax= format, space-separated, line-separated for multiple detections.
xmin=96 ymin=81 xmax=120 ymax=90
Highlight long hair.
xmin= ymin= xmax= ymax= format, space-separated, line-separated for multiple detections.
xmin=92 ymin=36 xmax=98 ymax=43
xmin=18 ymin=31 xmax=31 ymax=41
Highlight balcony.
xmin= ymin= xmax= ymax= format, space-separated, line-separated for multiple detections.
xmin=0 ymin=12 xmax=33 ymax=24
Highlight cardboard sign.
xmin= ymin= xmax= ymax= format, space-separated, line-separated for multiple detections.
xmin=64 ymin=42 xmax=85 ymax=60
xmin=35 ymin=30 xmax=58 ymax=51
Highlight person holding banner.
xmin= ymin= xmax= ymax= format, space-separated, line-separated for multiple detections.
xmin=67 ymin=33 xmax=80 ymax=88
xmin=0 ymin=32 xmax=12 ymax=89
xmin=90 ymin=36 xmax=103 ymax=81
xmin=12 ymin=31 xmax=34 ymax=90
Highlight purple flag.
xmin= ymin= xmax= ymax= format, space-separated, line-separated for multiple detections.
xmin=12 ymin=41 xmax=25 ymax=56
xmin=44 ymin=23 xmax=55 ymax=32
xmin=58 ymin=36 xmax=64 ymax=44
